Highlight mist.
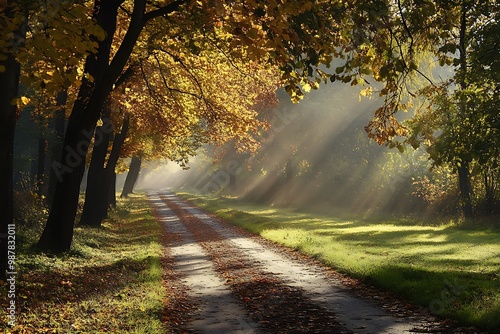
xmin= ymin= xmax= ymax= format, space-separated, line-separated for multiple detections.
xmin=135 ymin=81 xmax=433 ymax=216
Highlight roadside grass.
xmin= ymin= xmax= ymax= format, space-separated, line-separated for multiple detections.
xmin=1 ymin=193 xmax=166 ymax=333
xmin=179 ymin=192 xmax=500 ymax=332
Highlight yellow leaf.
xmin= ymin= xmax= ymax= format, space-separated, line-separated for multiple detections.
xmin=302 ymin=82 xmax=311 ymax=92
xmin=359 ymin=86 xmax=372 ymax=98
xmin=21 ymin=96 xmax=30 ymax=105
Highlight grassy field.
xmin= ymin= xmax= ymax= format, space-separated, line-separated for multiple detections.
xmin=1 ymin=193 xmax=166 ymax=333
xmin=179 ymin=192 xmax=500 ymax=332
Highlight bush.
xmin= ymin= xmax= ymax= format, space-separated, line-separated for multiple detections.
xmin=13 ymin=173 xmax=48 ymax=244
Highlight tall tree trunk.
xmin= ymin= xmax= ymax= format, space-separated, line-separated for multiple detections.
xmin=483 ymin=167 xmax=495 ymax=214
xmin=97 ymin=114 xmax=129 ymax=223
xmin=121 ymin=155 xmax=142 ymax=198
xmin=47 ymin=90 xmax=68 ymax=206
xmin=79 ymin=104 xmax=113 ymax=227
xmin=79 ymin=113 xmax=129 ymax=227
xmin=458 ymin=163 xmax=473 ymax=218
xmin=0 ymin=1 xmax=25 ymax=280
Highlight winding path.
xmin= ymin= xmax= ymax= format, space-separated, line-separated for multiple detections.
xmin=149 ymin=191 xmax=444 ymax=334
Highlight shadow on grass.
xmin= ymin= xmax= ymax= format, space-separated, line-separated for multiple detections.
xmin=368 ymin=264 xmax=500 ymax=331
xmin=13 ymin=194 xmax=161 ymax=310
xmin=19 ymin=256 xmax=158 ymax=306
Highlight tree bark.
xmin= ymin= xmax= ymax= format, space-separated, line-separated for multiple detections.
xmin=0 ymin=50 xmax=19 ymax=281
xmin=458 ymin=163 xmax=473 ymax=219
xmin=98 ymin=114 xmax=129 ymax=221
xmin=108 ymin=171 xmax=117 ymax=208
xmin=0 ymin=1 xmax=25 ymax=280
xmin=121 ymin=155 xmax=142 ymax=198
xmin=79 ymin=113 xmax=129 ymax=227
xmin=79 ymin=104 xmax=113 ymax=227
xmin=483 ymin=167 xmax=495 ymax=214
xmin=36 ymin=136 xmax=47 ymax=197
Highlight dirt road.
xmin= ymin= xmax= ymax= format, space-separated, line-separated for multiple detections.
xmin=149 ymin=191 xmax=467 ymax=334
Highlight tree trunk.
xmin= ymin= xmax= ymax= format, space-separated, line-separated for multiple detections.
xmin=36 ymin=136 xmax=47 ymax=197
xmin=0 ymin=52 xmax=19 ymax=281
xmin=79 ymin=112 xmax=113 ymax=226
xmin=38 ymin=0 xmax=176 ymax=251
xmin=458 ymin=163 xmax=473 ymax=219
xmin=108 ymin=171 xmax=117 ymax=208
xmin=98 ymin=114 xmax=129 ymax=222
xmin=79 ymin=113 xmax=129 ymax=227
xmin=0 ymin=1 xmax=25 ymax=280
xmin=121 ymin=155 xmax=142 ymax=198
xmin=483 ymin=167 xmax=495 ymax=214
xmin=456 ymin=3 xmax=473 ymax=219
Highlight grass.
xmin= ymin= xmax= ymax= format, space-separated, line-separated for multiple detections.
xmin=1 ymin=193 xmax=166 ymax=333
xmin=178 ymin=192 xmax=500 ymax=332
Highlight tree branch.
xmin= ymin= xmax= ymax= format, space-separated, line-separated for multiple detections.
xmin=152 ymin=53 xmax=203 ymax=101
xmin=144 ymin=0 xmax=187 ymax=22
xmin=397 ymin=0 xmax=414 ymax=55
xmin=114 ymin=65 xmax=136 ymax=89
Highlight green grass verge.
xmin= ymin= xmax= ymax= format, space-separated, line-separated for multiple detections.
xmin=1 ymin=193 xmax=166 ymax=333
xmin=178 ymin=192 xmax=500 ymax=332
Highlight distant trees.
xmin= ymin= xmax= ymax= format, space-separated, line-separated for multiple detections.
xmin=178 ymin=86 xmax=431 ymax=214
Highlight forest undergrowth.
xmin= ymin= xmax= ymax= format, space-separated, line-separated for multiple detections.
xmin=1 ymin=193 xmax=166 ymax=333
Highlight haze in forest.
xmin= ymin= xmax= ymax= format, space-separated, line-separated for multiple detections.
xmin=136 ymin=82 xmax=436 ymax=217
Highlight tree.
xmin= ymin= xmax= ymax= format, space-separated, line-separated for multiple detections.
xmin=1 ymin=0 xmax=105 ymax=278
xmin=37 ymin=0 xmax=170 ymax=252
xmin=114 ymin=38 xmax=280 ymax=194
xmin=392 ymin=1 xmax=500 ymax=217
xmin=78 ymin=101 xmax=115 ymax=227
xmin=120 ymin=155 xmax=142 ymax=197
xmin=312 ymin=0 xmax=499 ymax=217
xmin=0 ymin=0 xmax=25 ymax=279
